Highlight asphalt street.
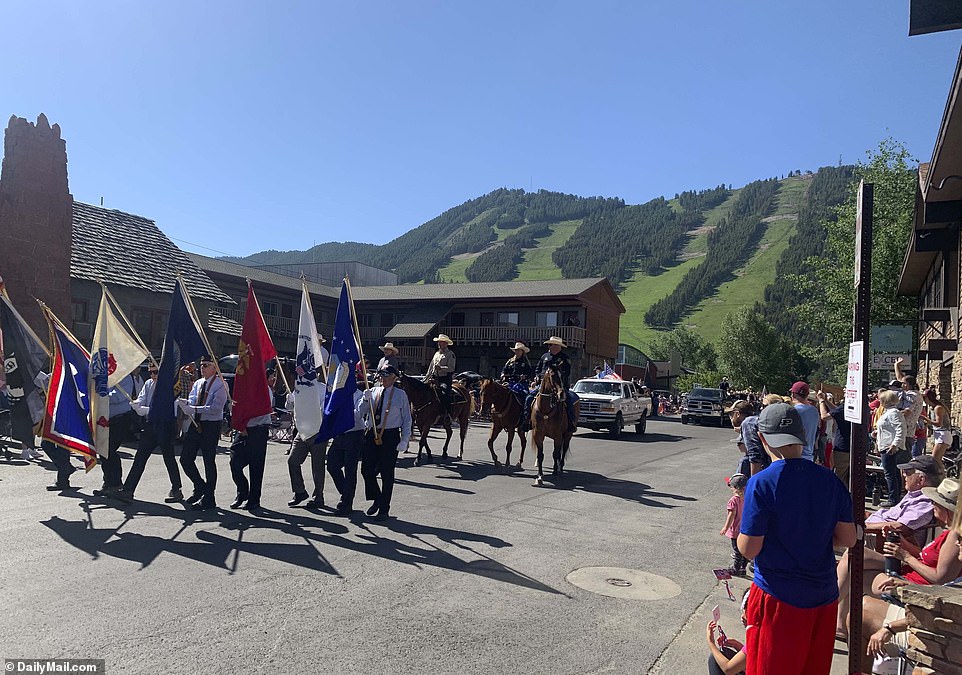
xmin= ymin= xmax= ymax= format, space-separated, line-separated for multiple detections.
xmin=1 ymin=416 xmax=749 ymax=674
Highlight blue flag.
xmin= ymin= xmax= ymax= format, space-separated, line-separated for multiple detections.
xmin=150 ymin=278 xmax=209 ymax=434
xmin=316 ymin=281 xmax=360 ymax=443
xmin=40 ymin=309 xmax=97 ymax=470
xmin=0 ymin=293 xmax=49 ymax=427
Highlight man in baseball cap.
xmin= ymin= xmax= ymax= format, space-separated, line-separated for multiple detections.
xmin=788 ymin=381 xmax=818 ymax=462
xmin=738 ymin=402 xmax=855 ymax=674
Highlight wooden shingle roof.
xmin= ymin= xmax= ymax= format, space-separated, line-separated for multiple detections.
xmin=71 ymin=202 xmax=232 ymax=303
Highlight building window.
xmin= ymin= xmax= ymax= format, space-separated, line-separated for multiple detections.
xmin=131 ymin=307 xmax=169 ymax=352
xmin=358 ymin=314 xmax=372 ymax=328
xmin=448 ymin=312 xmax=465 ymax=327
xmin=72 ymin=299 xmax=88 ymax=323
xmin=536 ymin=311 xmax=558 ymax=327
xmin=498 ymin=312 xmax=519 ymax=326
xmin=280 ymin=303 xmax=294 ymax=319
xmin=263 ymin=302 xmax=278 ymax=316
xmin=480 ymin=312 xmax=495 ymax=327
xmin=380 ymin=313 xmax=393 ymax=327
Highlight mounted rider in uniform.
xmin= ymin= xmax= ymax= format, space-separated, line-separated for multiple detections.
xmin=425 ymin=334 xmax=456 ymax=414
xmin=501 ymin=341 xmax=533 ymax=400
xmin=523 ymin=336 xmax=578 ymax=432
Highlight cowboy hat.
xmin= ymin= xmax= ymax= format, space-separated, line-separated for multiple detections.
xmin=433 ymin=334 xmax=454 ymax=345
xmin=509 ymin=342 xmax=530 ymax=353
xmin=379 ymin=342 xmax=398 ymax=354
xmin=543 ymin=336 xmax=566 ymax=347
xmin=922 ymin=478 xmax=960 ymax=512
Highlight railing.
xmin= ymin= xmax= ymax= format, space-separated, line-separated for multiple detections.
xmin=216 ymin=307 xmax=302 ymax=339
xmin=396 ymin=346 xmax=428 ymax=369
xmin=445 ymin=325 xmax=586 ymax=349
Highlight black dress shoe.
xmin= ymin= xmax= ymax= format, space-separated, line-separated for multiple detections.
xmin=230 ymin=497 xmax=247 ymax=509
xmin=332 ymin=505 xmax=353 ymax=516
xmin=366 ymin=502 xmax=380 ymax=516
xmin=112 ymin=489 xmax=134 ymax=503
xmin=287 ymin=492 xmax=309 ymax=507
xmin=372 ymin=511 xmax=390 ymax=522
xmin=304 ymin=497 xmax=324 ymax=509
xmin=243 ymin=501 xmax=262 ymax=512
xmin=189 ymin=501 xmax=215 ymax=511
xmin=46 ymin=483 xmax=70 ymax=491
xmin=185 ymin=490 xmax=205 ymax=505
xmin=164 ymin=488 xmax=184 ymax=503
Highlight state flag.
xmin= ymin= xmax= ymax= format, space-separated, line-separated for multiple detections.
xmin=231 ymin=282 xmax=277 ymax=431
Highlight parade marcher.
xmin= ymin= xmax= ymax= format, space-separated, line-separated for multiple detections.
xmin=425 ymin=334 xmax=456 ymax=412
xmin=179 ymin=357 xmax=228 ymax=510
xmin=327 ymin=380 xmax=365 ymax=515
xmin=377 ymin=342 xmax=400 ymax=373
xmin=287 ymin=374 xmax=329 ymax=509
xmin=358 ymin=365 xmax=412 ymax=521
xmin=523 ymin=336 xmax=578 ymax=432
xmin=501 ymin=342 xmax=533 ymax=391
xmin=115 ymin=364 xmax=183 ymax=503
xmin=93 ymin=373 xmax=136 ymax=499
xmin=230 ymin=368 xmax=276 ymax=512
xmin=33 ymin=371 xmax=76 ymax=491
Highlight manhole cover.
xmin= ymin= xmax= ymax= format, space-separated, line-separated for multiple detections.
xmin=566 ymin=566 xmax=681 ymax=600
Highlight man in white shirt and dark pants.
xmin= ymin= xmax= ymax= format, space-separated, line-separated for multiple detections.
xmin=358 ymin=365 xmax=411 ymax=521
xmin=180 ymin=357 xmax=228 ymax=510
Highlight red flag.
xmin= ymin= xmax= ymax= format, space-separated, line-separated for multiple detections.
xmin=231 ymin=283 xmax=277 ymax=431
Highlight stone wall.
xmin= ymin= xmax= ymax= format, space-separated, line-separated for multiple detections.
xmin=895 ymin=584 xmax=962 ymax=674
xmin=0 ymin=114 xmax=73 ymax=336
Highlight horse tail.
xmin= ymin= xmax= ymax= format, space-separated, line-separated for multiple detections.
xmin=469 ymin=395 xmax=476 ymax=418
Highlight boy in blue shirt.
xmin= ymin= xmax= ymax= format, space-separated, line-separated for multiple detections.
xmin=737 ymin=403 xmax=856 ymax=675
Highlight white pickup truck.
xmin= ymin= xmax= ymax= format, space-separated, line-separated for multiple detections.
xmin=572 ymin=378 xmax=653 ymax=438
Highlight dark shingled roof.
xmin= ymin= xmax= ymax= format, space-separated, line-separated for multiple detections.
xmin=187 ymin=253 xmax=341 ymax=300
xmin=208 ymin=309 xmax=242 ymax=337
xmin=71 ymin=202 xmax=232 ymax=303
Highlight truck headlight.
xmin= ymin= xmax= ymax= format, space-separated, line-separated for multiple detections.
xmin=712 ymin=404 xmax=722 ymax=411
xmin=601 ymin=405 xmax=616 ymax=412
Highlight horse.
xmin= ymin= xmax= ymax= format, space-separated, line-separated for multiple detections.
xmin=396 ymin=373 xmax=474 ymax=465
xmin=478 ymin=378 xmax=526 ymax=469
xmin=530 ymin=366 xmax=577 ymax=486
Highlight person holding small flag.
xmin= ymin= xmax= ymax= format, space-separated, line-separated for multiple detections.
xmin=179 ymin=357 xmax=228 ymax=510
xmin=358 ymin=364 xmax=411 ymax=521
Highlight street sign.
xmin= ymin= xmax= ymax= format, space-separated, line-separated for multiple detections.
xmin=871 ymin=324 xmax=913 ymax=353
xmin=870 ymin=353 xmax=911 ymax=370
xmin=845 ymin=341 xmax=864 ymax=423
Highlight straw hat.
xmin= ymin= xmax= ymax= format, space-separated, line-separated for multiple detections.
xmin=509 ymin=342 xmax=530 ymax=354
xmin=922 ymin=478 xmax=960 ymax=512
xmin=543 ymin=336 xmax=566 ymax=347
xmin=379 ymin=342 xmax=398 ymax=354
xmin=434 ymin=334 xmax=454 ymax=345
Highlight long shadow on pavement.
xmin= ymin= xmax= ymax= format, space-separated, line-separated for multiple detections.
xmin=533 ymin=469 xmax=698 ymax=509
xmin=39 ymin=492 xmax=564 ymax=595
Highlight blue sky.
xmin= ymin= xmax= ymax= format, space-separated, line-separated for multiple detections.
xmin=3 ymin=2 xmax=960 ymax=256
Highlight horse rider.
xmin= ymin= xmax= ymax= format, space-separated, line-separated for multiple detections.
xmin=377 ymin=342 xmax=400 ymax=373
xmin=523 ymin=336 xmax=578 ymax=432
xmin=425 ymin=334 xmax=456 ymax=413
xmin=501 ymin=342 xmax=534 ymax=398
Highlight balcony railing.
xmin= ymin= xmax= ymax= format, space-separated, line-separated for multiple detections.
xmin=445 ymin=325 xmax=586 ymax=349
xmin=216 ymin=307 xmax=301 ymax=339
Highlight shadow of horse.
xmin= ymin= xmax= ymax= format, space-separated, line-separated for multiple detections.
xmin=530 ymin=468 xmax=698 ymax=509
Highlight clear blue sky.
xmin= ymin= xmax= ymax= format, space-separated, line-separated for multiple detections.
xmin=3 ymin=2 xmax=960 ymax=257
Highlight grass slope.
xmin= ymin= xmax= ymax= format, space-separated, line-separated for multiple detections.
xmin=515 ymin=220 xmax=582 ymax=280
xmin=618 ymin=258 xmax=704 ymax=348
xmin=679 ymin=175 xmax=812 ymax=342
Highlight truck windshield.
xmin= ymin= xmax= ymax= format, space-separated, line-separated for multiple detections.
xmin=573 ymin=381 xmax=622 ymax=396
xmin=689 ymin=388 xmax=723 ymax=400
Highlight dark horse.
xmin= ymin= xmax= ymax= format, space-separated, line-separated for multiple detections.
xmin=478 ymin=378 xmax=527 ymax=469
xmin=396 ymin=374 xmax=474 ymax=465
xmin=530 ymin=366 xmax=577 ymax=486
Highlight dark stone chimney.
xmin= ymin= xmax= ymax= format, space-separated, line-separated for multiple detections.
xmin=0 ymin=114 xmax=74 ymax=336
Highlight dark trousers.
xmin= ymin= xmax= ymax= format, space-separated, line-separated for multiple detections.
xmin=361 ymin=427 xmax=400 ymax=515
xmin=708 ymin=646 xmax=741 ymax=675
xmin=730 ymin=536 xmax=747 ymax=573
xmin=43 ymin=440 xmax=74 ymax=486
xmin=327 ymin=429 xmax=362 ymax=508
xmin=180 ymin=420 xmax=221 ymax=505
xmin=881 ymin=446 xmax=910 ymax=503
xmin=288 ymin=434 xmax=327 ymax=499
xmin=124 ymin=423 xmax=181 ymax=495
xmin=100 ymin=411 xmax=133 ymax=488
xmin=230 ymin=425 xmax=269 ymax=504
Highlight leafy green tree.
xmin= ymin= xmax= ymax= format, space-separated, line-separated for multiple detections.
xmin=646 ymin=327 xmax=718 ymax=372
xmin=788 ymin=139 xmax=918 ymax=381
xmin=718 ymin=307 xmax=797 ymax=391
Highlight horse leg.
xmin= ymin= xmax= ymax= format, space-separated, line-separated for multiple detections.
xmin=503 ymin=426 xmax=513 ymax=470
xmin=488 ymin=423 xmax=502 ymax=466
xmin=517 ymin=425 xmax=527 ymax=469
xmin=532 ymin=433 xmax=545 ymax=487
xmin=441 ymin=418 xmax=453 ymax=460
xmin=552 ymin=438 xmax=561 ymax=476
xmin=458 ymin=410 xmax=468 ymax=460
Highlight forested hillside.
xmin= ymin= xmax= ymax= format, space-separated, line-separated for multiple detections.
xmin=227 ymin=169 xmax=854 ymax=354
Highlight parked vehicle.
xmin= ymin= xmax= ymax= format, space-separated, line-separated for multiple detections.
xmin=680 ymin=387 xmax=727 ymax=427
xmin=572 ymin=378 xmax=652 ymax=438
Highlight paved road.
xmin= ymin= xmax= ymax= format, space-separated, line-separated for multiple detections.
xmin=1 ymin=416 xmax=741 ymax=674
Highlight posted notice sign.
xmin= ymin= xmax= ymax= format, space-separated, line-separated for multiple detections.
xmin=870 ymin=353 xmax=911 ymax=370
xmin=845 ymin=341 xmax=864 ymax=423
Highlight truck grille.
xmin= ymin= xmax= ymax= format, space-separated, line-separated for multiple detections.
xmin=580 ymin=401 xmax=603 ymax=414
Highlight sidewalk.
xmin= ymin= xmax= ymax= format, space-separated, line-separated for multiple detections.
xmin=649 ymin=575 xmax=852 ymax=674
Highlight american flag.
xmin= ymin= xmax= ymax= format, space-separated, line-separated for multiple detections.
xmin=601 ymin=361 xmax=622 ymax=380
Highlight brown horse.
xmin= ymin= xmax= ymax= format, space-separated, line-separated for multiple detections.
xmin=396 ymin=374 xmax=474 ymax=465
xmin=478 ymin=378 xmax=526 ymax=469
xmin=530 ymin=366 xmax=577 ymax=486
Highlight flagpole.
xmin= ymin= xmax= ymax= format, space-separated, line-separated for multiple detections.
xmin=344 ymin=276 xmax=382 ymax=444
xmin=301 ymin=277 xmax=329 ymax=384
xmin=102 ymin=283 xmax=159 ymax=368
xmin=177 ymin=274 xmax=230 ymax=395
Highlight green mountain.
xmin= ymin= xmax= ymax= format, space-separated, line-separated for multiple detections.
xmin=225 ymin=167 xmax=853 ymax=353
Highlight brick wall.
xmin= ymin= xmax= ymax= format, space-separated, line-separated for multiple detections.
xmin=0 ymin=114 xmax=73 ymax=336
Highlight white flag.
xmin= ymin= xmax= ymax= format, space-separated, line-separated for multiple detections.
xmin=89 ymin=288 xmax=150 ymax=458
xmin=293 ymin=283 xmax=328 ymax=440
